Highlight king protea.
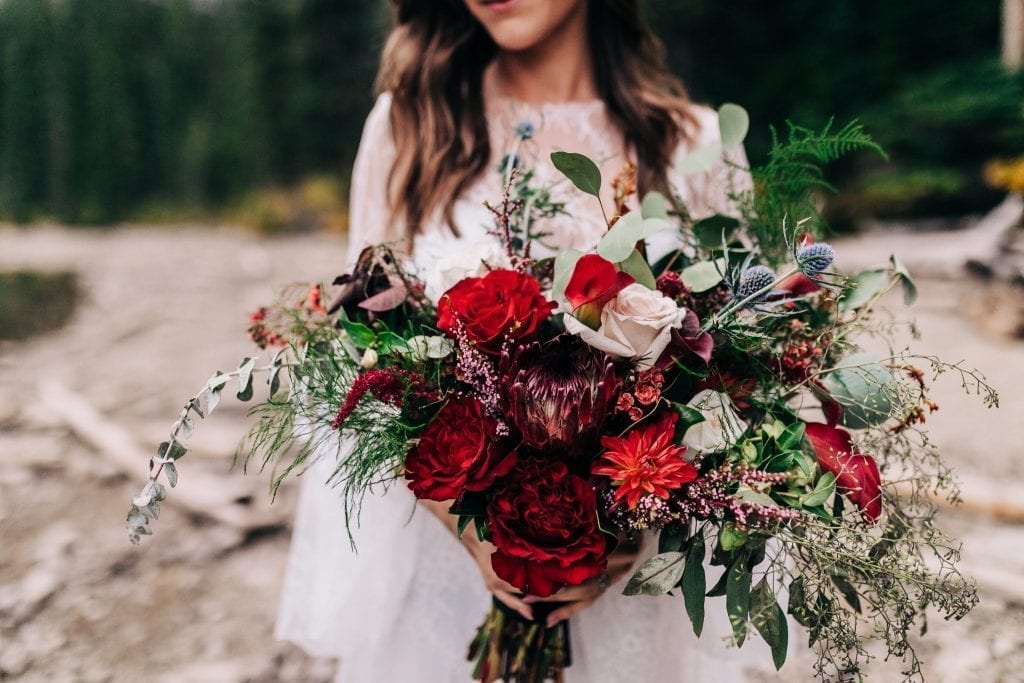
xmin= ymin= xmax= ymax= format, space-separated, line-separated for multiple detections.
xmin=502 ymin=336 xmax=620 ymax=452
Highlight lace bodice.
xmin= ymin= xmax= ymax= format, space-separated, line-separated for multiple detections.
xmin=346 ymin=86 xmax=748 ymax=273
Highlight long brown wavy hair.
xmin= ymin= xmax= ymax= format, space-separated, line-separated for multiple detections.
xmin=378 ymin=0 xmax=697 ymax=242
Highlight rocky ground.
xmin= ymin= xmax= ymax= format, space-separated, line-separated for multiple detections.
xmin=1 ymin=221 xmax=1023 ymax=683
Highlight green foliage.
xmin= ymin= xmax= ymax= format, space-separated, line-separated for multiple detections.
xmin=740 ymin=119 xmax=884 ymax=261
xmin=0 ymin=0 xmax=385 ymax=224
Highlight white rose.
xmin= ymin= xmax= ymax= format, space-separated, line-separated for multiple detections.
xmin=564 ymin=283 xmax=685 ymax=370
xmin=681 ymin=390 xmax=747 ymax=455
xmin=427 ymin=242 xmax=512 ymax=302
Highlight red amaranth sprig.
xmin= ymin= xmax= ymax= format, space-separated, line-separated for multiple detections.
xmin=331 ymin=367 xmax=437 ymax=430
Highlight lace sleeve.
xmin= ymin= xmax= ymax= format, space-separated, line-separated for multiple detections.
xmin=345 ymin=92 xmax=401 ymax=267
xmin=673 ymin=105 xmax=752 ymax=219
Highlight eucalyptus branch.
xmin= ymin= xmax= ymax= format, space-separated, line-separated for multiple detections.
xmin=126 ymin=353 xmax=292 ymax=544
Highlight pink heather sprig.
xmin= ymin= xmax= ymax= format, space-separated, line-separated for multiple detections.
xmin=331 ymin=368 xmax=437 ymax=430
xmin=451 ymin=321 xmax=510 ymax=435
xmin=681 ymin=464 xmax=800 ymax=529
xmin=603 ymin=463 xmax=800 ymax=532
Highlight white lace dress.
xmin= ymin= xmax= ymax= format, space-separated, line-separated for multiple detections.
xmin=275 ymin=85 xmax=779 ymax=682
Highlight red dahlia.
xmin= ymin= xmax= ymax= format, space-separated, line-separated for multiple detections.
xmin=488 ymin=458 xmax=608 ymax=597
xmin=593 ymin=411 xmax=698 ymax=509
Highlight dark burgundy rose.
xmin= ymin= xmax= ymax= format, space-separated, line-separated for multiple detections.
xmin=488 ymin=458 xmax=608 ymax=597
xmin=436 ymin=269 xmax=555 ymax=354
xmin=404 ymin=397 xmax=516 ymax=501
xmin=501 ymin=336 xmax=620 ymax=452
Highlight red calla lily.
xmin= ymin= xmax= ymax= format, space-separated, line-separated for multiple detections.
xmin=564 ymin=254 xmax=635 ymax=329
xmin=804 ymin=422 xmax=882 ymax=522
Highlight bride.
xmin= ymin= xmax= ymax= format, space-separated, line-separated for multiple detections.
xmin=277 ymin=1 xmax=777 ymax=680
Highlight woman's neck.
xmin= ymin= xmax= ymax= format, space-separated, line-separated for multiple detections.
xmin=489 ymin=6 xmax=597 ymax=104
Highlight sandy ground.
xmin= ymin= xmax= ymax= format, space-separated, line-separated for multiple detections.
xmin=0 ymin=222 xmax=1022 ymax=683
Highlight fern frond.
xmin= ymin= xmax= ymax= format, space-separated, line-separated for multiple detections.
xmin=738 ymin=119 xmax=886 ymax=263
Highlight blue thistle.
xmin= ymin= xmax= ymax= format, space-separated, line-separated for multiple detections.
xmin=737 ymin=265 xmax=776 ymax=303
xmin=796 ymin=242 xmax=835 ymax=275
xmin=515 ymin=121 xmax=536 ymax=140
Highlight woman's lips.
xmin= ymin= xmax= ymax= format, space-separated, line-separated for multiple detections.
xmin=480 ymin=0 xmax=520 ymax=13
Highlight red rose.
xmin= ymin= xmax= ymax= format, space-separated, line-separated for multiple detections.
xmin=564 ymin=254 xmax=635 ymax=329
xmin=405 ymin=397 xmax=516 ymax=501
xmin=437 ymin=269 xmax=555 ymax=354
xmin=488 ymin=459 xmax=608 ymax=597
xmin=804 ymin=422 xmax=882 ymax=522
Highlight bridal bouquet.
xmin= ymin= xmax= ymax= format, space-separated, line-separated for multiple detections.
xmin=128 ymin=105 xmax=993 ymax=682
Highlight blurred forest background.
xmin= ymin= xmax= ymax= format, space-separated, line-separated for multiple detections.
xmin=1 ymin=0 xmax=1022 ymax=230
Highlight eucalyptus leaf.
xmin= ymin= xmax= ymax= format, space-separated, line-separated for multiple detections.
xmin=181 ymin=415 xmax=194 ymax=438
xmin=624 ymin=552 xmax=686 ymax=596
xmin=890 ymin=255 xmax=918 ymax=305
xmin=641 ymin=191 xmax=670 ymax=219
xmin=550 ymin=151 xmax=602 ymax=197
xmin=683 ymin=536 xmax=707 ymax=637
xmin=552 ymin=249 xmax=584 ymax=303
xmin=840 ymin=268 xmax=888 ymax=311
xmin=165 ymin=462 xmax=178 ymax=488
xmin=269 ymin=365 xmax=283 ymax=397
xmin=822 ymin=352 xmax=898 ymax=429
xmin=405 ymin=335 xmax=454 ymax=360
xmin=718 ymin=103 xmax=751 ymax=150
xmin=597 ymin=211 xmax=645 ymax=262
xmin=188 ymin=397 xmax=204 ymax=419
xmin=158 ymin=440 xmax=188 ymax=461
xmin=619 ymin=249 xmax=657 ymax=289
xmin=202 ymin=385 xmax=221 ymax=416
xmin=127 ymin=512 xmax=148 ymax=529
xmin=236 ymin=357 xmax=256 ymax=401
xmin=680 ymin=258 xmax=726 ymax=293
xmin=207 ymin=372 xmax=231 ymax=391
xmin=678 ymin=143 xmax=723 ymax=175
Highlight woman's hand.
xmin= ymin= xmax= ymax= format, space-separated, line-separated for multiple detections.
xmin=419 ymin=499 xmax=534 ymax=621
xmin=525 ymin=546 xmax=640 ymax=627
